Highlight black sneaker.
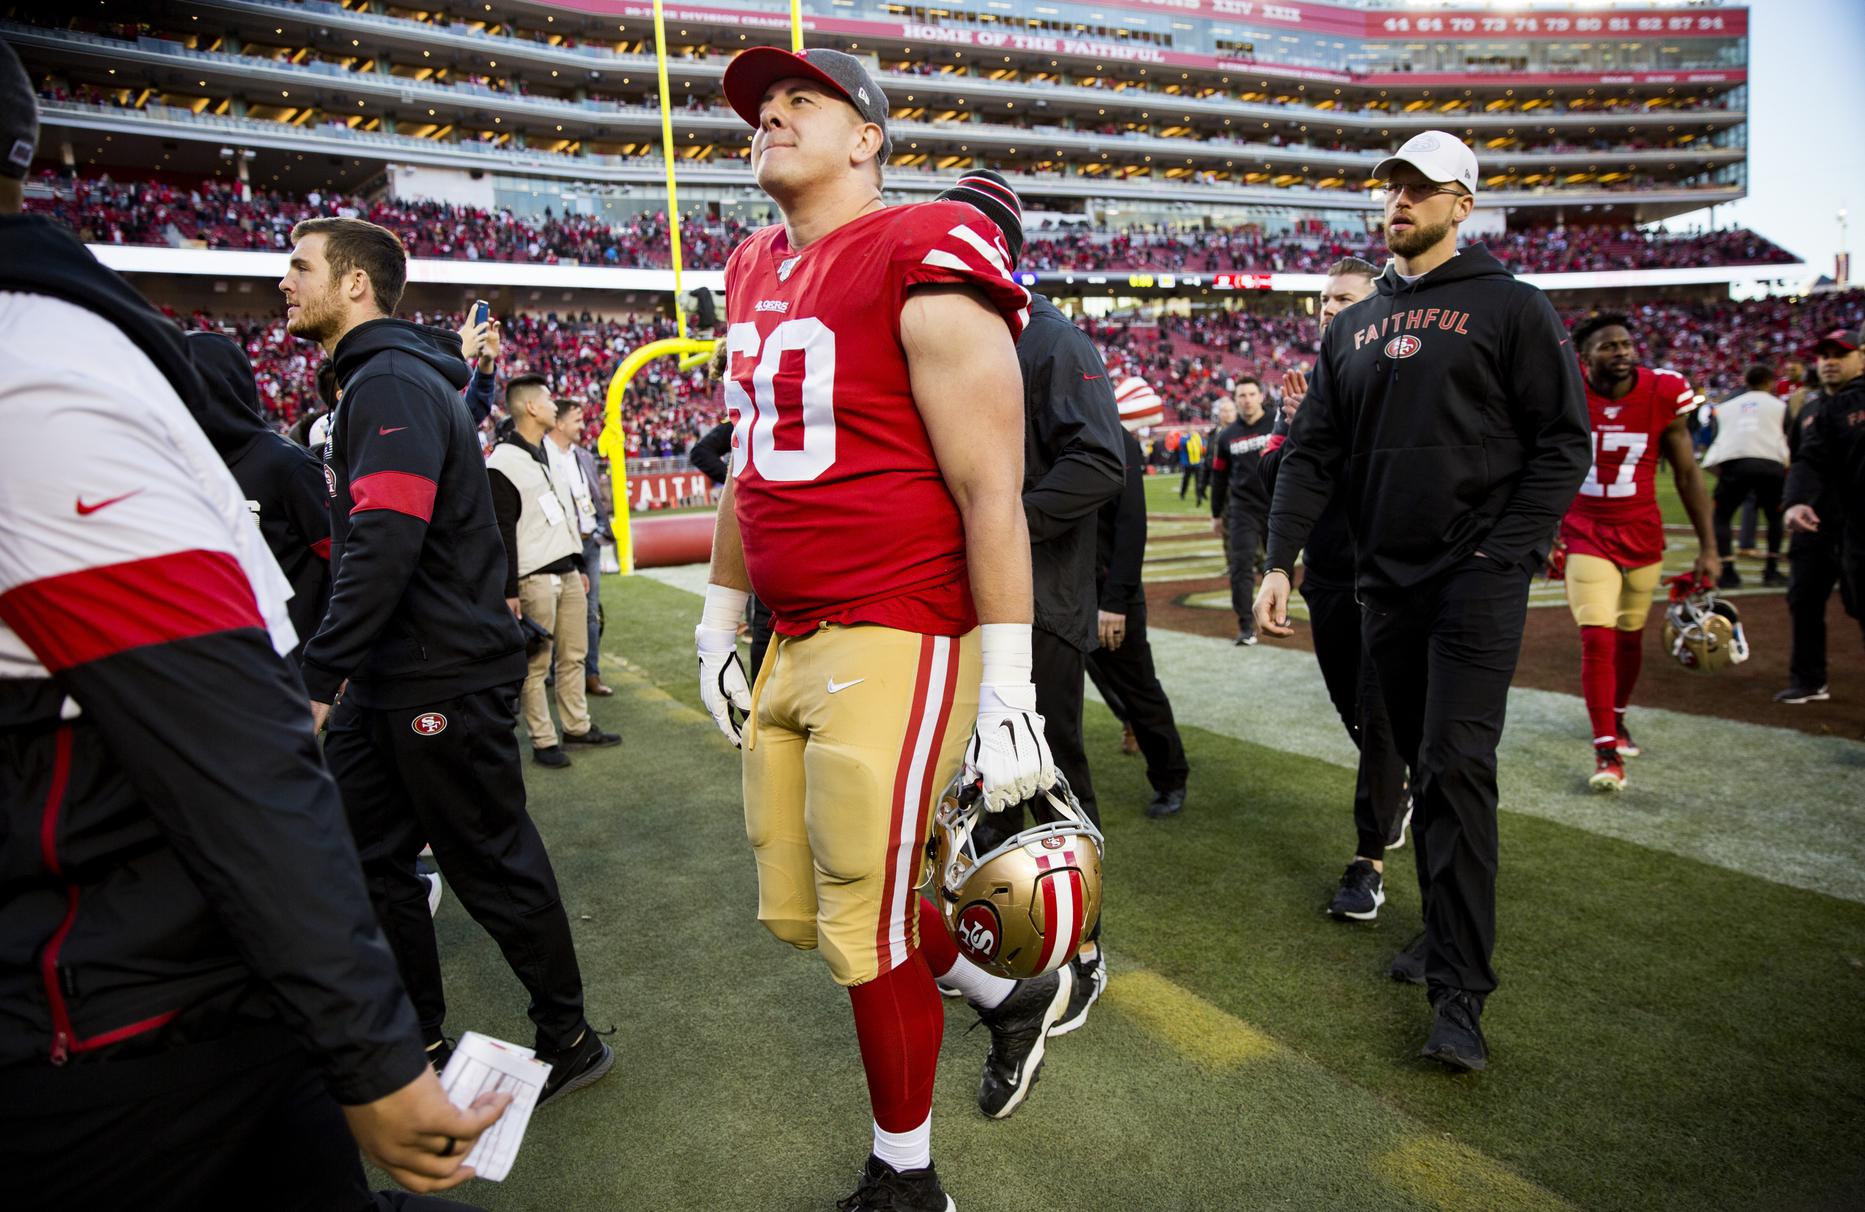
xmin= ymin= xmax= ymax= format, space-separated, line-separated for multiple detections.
xmin=426 ymin=1036 xmax=454 ymax=1074
xmin=1421 ymin=988 xmax=1488 ymax=1072
xmin=1762 ymin=567 xmax=1788 ymax=588
xmin=837 ymin=1154 xmax=956 ymax=1212
xmin=1047 ymin=953 xmax=1107 ymax=1038
xmin=1144 ymin=788 xmax=1186 ymax=819
xmin=1328 ymin=860 xmax=1385 ymax=921
xmin=1774 ymin=683 xmax=1830 ymax=704
xmin=537 ymin=1027 xmax=615 ymax=1108
xmin=976 ymin=964 xmax=1074 ymax=1119
xmin=1234 ymin=632 xmax=1258 ymax=647
xmin=1385 ymin=798 xmax=1413 ymax=850
xmin=1388 ymin=930 xmax=1427 ymax=985
xmin=1717 ymin=566 xmax=1742 ymax=589
xmin=533 ymin=745 xmax=572 ymax=768
xmin=562 ymin=725 xmax=621 ymax=746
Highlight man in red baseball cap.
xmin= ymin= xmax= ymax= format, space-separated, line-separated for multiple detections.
xmin=703 ymin=43 xmax=1066 ymax=1212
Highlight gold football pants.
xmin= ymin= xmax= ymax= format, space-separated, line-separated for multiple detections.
xmin=1565 ymin=553 xmax=1663 ymax=631
xmin=743 ymin=623 xmax=979 ymax=986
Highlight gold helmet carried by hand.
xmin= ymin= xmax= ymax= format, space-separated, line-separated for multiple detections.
xmin=1661 ymin=573 xmax=1750 ymax=674
xmin=925 ymin=770 xmax=1105 ymax=981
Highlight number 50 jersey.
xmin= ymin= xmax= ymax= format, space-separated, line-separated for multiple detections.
xmin=722 ymin=201 xmax=1029 ymax=637
xmin=1559 ymin=365 xmax=1695 ymax=568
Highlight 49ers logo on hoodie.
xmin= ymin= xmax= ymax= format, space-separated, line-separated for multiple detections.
xmin=1384 ymin=335 xmax=1422 ymax=359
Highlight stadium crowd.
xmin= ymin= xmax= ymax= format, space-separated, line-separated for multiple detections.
xmin=27 ymin=171 xmax=1798 ymax=275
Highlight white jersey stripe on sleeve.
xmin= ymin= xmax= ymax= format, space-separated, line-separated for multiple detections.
xmin=946 ymin=223 xmax=1012 ymax=279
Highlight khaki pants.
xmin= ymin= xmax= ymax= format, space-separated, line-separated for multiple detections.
xmin=518 ymin=570 xmax=590 ymax=748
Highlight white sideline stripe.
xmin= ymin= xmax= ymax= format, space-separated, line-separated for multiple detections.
xmin=635 ymin=565 xmax=1865 ymax=904
xmin=1104 ymin=626 xmax=1865 ymax=906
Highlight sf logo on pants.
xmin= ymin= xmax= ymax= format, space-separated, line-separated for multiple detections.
xmin=411 ymin=712 xmax=448 ymax=736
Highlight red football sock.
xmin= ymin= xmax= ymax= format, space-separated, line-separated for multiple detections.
xmin=847 ymin=950 xmax=944 ymax=1133
xmin=1613 ymin=628 xmax=1644 ymax=715
xmin=1580 ymin=625 xmax=1618 ymax=745
xmin=917 ymin=895 xmax=958 ymax=977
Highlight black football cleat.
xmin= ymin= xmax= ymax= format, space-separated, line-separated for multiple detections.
xmin=537 ymin=1026 xmax=615 ymax=1109
xmin=976 ymin=964 xmax=1074 ymax=1119
xmin=1388 ymin=931 xmax=1427 ymax=985
xmin=1328 ymin=860 xmax=1385 ymax=922
xmin=1613 ymin=714 xmax=1641 ymax=758
xmin=1047 ymin=952 xmax=1107 ymax=1038
xmin=1421 ymin=989 xmax=1488 ymax=1072
xmin=1144 ymin=788 xmax=1186 ymax=819
xmin=837 ymin=1154 xmax=956 ymax=1212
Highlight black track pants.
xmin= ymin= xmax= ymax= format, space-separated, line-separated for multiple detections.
xmin=1303 ymin=581 xmax=1409 ymax=861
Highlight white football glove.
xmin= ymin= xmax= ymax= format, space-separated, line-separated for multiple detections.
xmin=696 ymin=584 xmax=753 ymax=748
xmin=963 ymin=624 xmax=1056 ymax=813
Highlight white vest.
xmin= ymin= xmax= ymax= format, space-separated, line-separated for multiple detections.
xmin=487 ymin=438 xmax=582 ymax=576
xmin=1703 ymin=391 xmax=1790 ymax=470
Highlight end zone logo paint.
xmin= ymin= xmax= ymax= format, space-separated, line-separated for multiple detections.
xmin=954 ymin=902 xmax=1002 ymax=962
xmin=1384 ymin=334 xmax=1423 ymax=360
xmin=411 ymin=712 xmax=448 ymax=736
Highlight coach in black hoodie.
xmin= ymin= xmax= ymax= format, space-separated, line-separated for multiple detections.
xmin=1256 ymin=133 xmax=1589 ymax=1072
xmin=185 ymin=330 xmax=332 ymax=659
xmin=283 ymin=217 xmax=612 ymax=1099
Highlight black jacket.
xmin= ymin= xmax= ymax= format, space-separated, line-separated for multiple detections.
xmin=690 ymin=421 xmax=733 ymax=485
xmin=1019 ymin=294 xmax=1126 ymax=653
xmin=301 ymin=319 xmax=526 ymax=708
xmin=1784 ymin=378 xmax=1865 ymax=535
xmin=0 ymin=215 xmax=423 ymax=1106
xmin=185 ymin=332 xmax=332 ymax=655
xmin=1097 ymin=428 xmax=1149 ymax=612
xmin=1260 ymin=408 xmax=1354 ymax=590
xmin=1265 ymin=247 xmax=1590 ymax=592
xmin=1210 ymin=412 xmax=1277 ymax=518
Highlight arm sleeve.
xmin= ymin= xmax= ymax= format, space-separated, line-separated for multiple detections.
xmin=1264 ymin=338 xmax=1351 ymax=574
xmin=463 ymin=366 xmax=496 ymax=425
xmin=1784 ymin=404 xmax=1829 ymax=509
xmin=689 ymin=421 xmax=733 ymax=484
xmin=0 ymin=397 xmax=425 ymax=1107
xmin=1022 ymin=326 xmax=1126 ymax=543
xmin=1100 ymin=438 xmax=1147 ymax=611
xmin=297 ymin=375 xmax=445 ymax=703
xmin=1478 ymin=291 xmax=1593 ymax=569
xmin=489 ymin=467 xmax=522 ymax=598
xmin=1208 ymin=434 xmax=1231 ymax=518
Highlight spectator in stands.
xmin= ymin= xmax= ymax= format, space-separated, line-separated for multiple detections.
xmin=1702 ymin=363 xmax=1791 ymax=588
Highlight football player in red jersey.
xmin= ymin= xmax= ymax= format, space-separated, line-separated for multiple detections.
xmin=1557 ymin=313 xmax=1719 ymax=792
xmin=697 ymin=47 xmax=1065 ymax=1211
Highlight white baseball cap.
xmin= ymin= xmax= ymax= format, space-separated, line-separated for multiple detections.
xmin=1373 ymin=131 xmax=1480 ymax=195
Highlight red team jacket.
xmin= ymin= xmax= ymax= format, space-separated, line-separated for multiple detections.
xmin=1559 ymin=365 xmax=1695 ymax=568
xmin=722 ymin=201 xmax=1030 ymax=637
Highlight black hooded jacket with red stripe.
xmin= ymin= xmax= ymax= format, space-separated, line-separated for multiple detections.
xmin=301 ymin=318 xmax=526 ymax=708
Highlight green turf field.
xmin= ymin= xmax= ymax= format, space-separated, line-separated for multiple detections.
xmin=405 ymin=565 xmax=1865 ymax=1212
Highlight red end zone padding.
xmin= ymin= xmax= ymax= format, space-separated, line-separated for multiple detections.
xmin=630 ymin=512 xmax=716 ymax=569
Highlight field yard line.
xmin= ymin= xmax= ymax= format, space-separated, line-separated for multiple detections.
xmin=1128 ymin=626 xmax=1865 ymax=905
xmin=1105 ymin=967 xmax=1578 ymax=1212
xmin=633 ymin=566 xmax=1865 ymax=903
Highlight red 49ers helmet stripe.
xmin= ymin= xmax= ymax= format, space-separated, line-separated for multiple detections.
xmin=1035 ymin=866 xmax=1085 ymax=976
xmin=879 ymin=634 xmax=958 ymax=973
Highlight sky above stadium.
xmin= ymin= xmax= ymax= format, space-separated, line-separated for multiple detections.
xmin=1661 ymin=0 xmax=1865 ymax=283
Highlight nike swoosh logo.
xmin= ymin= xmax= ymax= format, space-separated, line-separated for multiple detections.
xmin=826 ymin=677 xmax=865 ymax=694
xmin=1082 ymin=373 xmax=1103 ymax=381
xmin=75 ymin=489 xmax=144 ymax=516
xmin=999 ymin=719 xmax=1020 ymax=754
xmin=378 ymin=426 xmax=409 ymax=435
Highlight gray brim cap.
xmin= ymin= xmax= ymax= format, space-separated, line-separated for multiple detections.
xmin=0 ymin=39 xmax=37 ymax=180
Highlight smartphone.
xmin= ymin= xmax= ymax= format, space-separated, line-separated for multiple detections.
xmin=473 ymin=300 xmax=490 ymax=326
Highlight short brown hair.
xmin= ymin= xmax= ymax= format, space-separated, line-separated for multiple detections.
xmin=1326 ymin=256 xmax=1380 ymax=279
xmin=289 ymin=217 xmax=408 ymax=315
xmin=554 ymin=397 xmax=585 ymax=421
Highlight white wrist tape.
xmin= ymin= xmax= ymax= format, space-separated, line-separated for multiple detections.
xmin=980 ymin=622 xmax=1034 ymax=689
xmin=700 ymin=583 xmax=751 ymax=633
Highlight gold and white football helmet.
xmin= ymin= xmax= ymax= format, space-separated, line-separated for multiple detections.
xmin=925 ymin=770 xmax=1104 ymax=981
xmin=1662 ymin=575 xmax=1749 ymax=674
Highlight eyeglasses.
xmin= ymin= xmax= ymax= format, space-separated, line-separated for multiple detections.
xmin=1378 ymin=182 xmax=1468 ymax=202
